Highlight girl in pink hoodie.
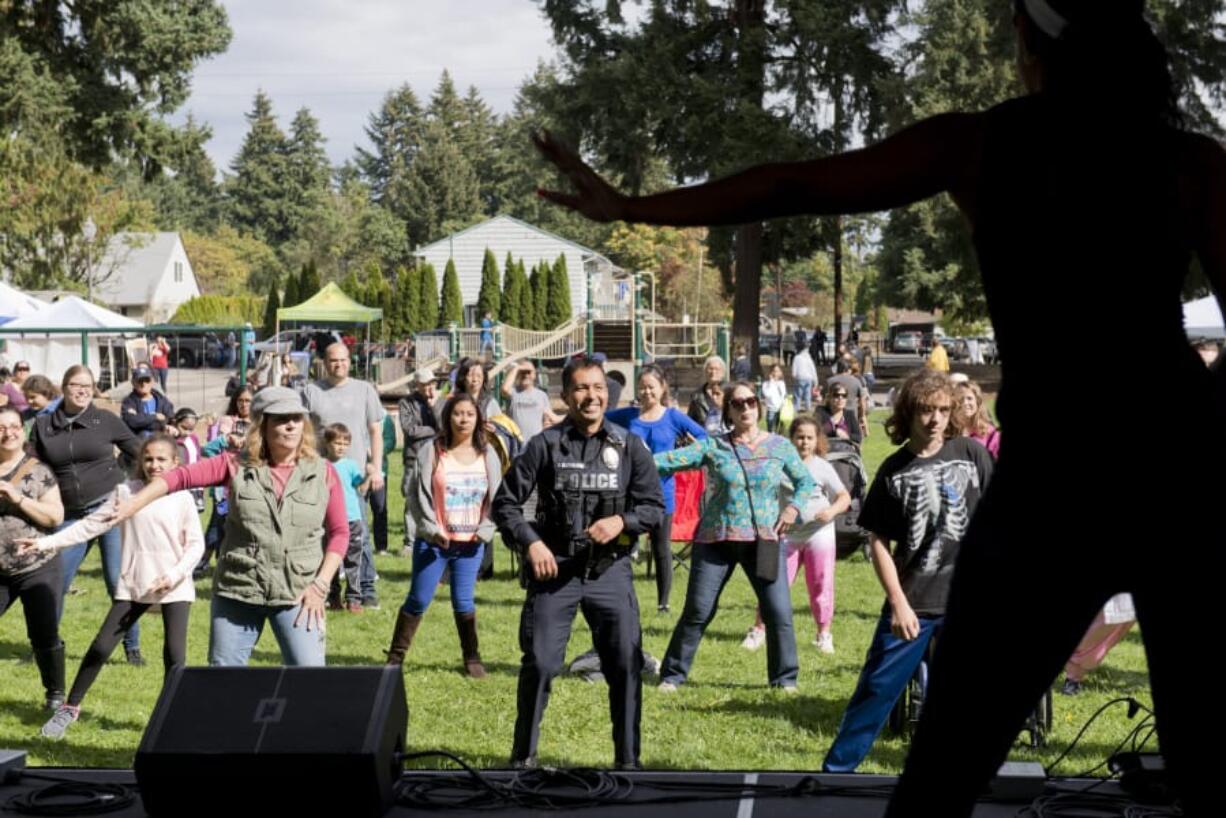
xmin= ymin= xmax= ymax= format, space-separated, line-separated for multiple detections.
xmin=21 ymin=433 xmax=204 ymax=739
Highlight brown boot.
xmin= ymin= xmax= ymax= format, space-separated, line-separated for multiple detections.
xmin=385 ymin=611 xmax=422 ymax=666
xmin=454 ymin=611 xmax=486 ymax=678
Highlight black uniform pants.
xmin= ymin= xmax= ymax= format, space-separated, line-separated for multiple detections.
xmin=513 ymin=556 xmax=642 ymax=766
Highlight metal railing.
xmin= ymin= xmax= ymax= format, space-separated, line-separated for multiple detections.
xmin=413 ymin=331 xmax=450 ymax=363
xmin=643 ymin=322 xmax=724 ymax=362
xmin=499 ymin=317 xmax=587 ymax=364
xmin=410 ymin=315 xmax=589 ymax=377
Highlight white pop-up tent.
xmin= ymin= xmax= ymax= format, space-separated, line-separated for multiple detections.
xmin=0 ymin=296 xmax=143 ymax=382
xmin=0 ymin=281 xmax=50 ymax=325
xmin=1183 ymin=295 xmax=1225 ymax=340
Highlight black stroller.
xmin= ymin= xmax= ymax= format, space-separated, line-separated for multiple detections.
xmin=825 ymin=438 xmax=871 ymax=559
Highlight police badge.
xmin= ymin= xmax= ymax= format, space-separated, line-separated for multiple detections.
xmin=601 ymin=446 xmax=620 ymax=470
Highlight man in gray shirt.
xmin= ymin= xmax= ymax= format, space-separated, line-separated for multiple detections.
xmin=500 ymin=360 xmax=561 ymax=440
xmin=302 ymin=342 xmax=386 ymax=607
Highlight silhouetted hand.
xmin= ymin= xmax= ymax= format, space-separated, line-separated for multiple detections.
xmin=533 ymin=130 xmax=627 ymax=222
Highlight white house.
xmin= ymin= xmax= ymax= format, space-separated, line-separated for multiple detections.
xmin=92 ymin=232 xmax=201 ymax=323
xmin=414 ymin=215 xmax=618 ymax=326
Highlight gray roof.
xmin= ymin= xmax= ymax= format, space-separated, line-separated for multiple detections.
xmin=414 ymin=215 xmax=614 ymax=268
xmin=93 ymin=232 xmax=182 ymax=305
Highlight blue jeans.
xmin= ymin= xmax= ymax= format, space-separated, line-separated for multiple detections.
xmin=208 ymin=594 xmax=326 ymax=666
xmin=57 ymin=500 xmax=139 ymax=652
xmin=822 ymin=612 xmax=944 ymax=772
xmin=660 ymin=541 xmax=798 ymax=687
xmin=794 ymin=380 xmax=814 ymax=411
xmin=402 ymin=539 xmax=485 ymax=616
xmin=358 ymin=504 xmax=377 ymax=601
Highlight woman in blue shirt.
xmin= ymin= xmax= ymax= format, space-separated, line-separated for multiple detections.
xmin=606 ymin=365 xmax=706 ymax=612
xmin=654 ymin=381 xmax=815 ymax=691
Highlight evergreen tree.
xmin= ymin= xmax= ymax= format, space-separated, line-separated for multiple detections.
xmin=529 ymin=262 xmax=549 ymax=330
xmin=226 ymin=91 xmax=292 ymax=245
xmin=298 ymin=260 xmax=321 ymax=301
xmin=546 ymin=255 xmax=573 ymax=328
xmin=460 ymin=85 xmax=503 ymax=215
xmin=476 ymin=248 xmax=501 ymax=319
xmin=396 ymin=265 xmax=420 ymax=336
xmin=363 ymin=262 xmax=392 ymax=339
xmin=282 ymin=269 xmax=301 ymax=308
xmin=356 ymin=84 xmax=425 ymax=225
xmin=341 ymin=268 xmax=363 ymax=300
xmin=514 ymin=260 xmax=534 ymax=330
xmin=500 ymin=252 xmax=521 ymax=327
xmin=262 ymin=277 xmax=281 ymax=337
xmin=399 ymin=119 xmax=483 ymax=248
xmin=284 ymin=107 xmax=332 ymax=239
xmin=427 ymin=71 xmax=466 ymax=140
xmin=439 ymin=258 xmax=464 ymax=326
xmin=418 ymin=263 xmax=440 ymax=330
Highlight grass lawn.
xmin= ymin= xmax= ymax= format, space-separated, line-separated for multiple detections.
xmin=0 ymin=411 xmax=1153 ymax=773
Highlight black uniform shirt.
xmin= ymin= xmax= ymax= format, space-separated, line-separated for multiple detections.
xmin=493 ymin=418 xmax=664 ymax=553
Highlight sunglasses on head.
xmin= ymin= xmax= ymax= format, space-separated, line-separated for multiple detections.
xmin=729 ymin=396 xmax=758 ymax=411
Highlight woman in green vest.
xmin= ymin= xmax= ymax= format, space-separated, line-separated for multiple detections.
xmin=109 ymin=387 xmax=350 ymax=666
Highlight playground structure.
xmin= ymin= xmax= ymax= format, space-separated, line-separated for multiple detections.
xmin=403 ymin=269 xmax=730 ymax=391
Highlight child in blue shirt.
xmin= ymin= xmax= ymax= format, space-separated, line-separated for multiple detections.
xmin=324 ymin=423 xmax=372 ymax=612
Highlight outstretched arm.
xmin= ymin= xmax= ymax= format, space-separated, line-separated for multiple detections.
xmin=535 ymin=112 xmax=983 ymax=226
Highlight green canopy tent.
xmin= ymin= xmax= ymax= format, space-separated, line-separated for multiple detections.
xmin=276 ymin=282 xmax=384 ymax=374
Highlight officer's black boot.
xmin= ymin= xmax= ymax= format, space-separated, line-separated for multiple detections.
xmin=385 ymin=611 xmax=422 ymax=666
xmin=34 ymin=642 xmax=66 ymax=711
xmin=454 ymin=611 xmax=487 ymax=678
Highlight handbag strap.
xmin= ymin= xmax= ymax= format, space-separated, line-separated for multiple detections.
xmin=727 ymin=433 xmax=763 ymax=537
xmin=2 ymin=455 xmax=38 ymax=487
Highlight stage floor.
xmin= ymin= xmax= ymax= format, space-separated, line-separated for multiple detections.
xmin=0 ymin=768 xmax=1156 ymax=817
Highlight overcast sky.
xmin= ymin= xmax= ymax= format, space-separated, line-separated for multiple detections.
xmin=178 ymin=0 xmax=563 ymax=172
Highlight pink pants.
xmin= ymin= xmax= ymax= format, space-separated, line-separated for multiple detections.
xmin=755 ymin=527 xmax=836 ymax=630
xmin=1063 ymin=610 xmax=1135 ymax=682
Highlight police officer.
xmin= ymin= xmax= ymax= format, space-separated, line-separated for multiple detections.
xmin=492 ymin=355 xmax=664 ymax=770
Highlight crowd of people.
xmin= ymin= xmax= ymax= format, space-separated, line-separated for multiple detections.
xmin=0 ymin=331 xmax=1043 ymax=768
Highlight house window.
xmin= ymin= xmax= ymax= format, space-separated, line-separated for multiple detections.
xmin=174 ymin=261 xmax=183 ymax=283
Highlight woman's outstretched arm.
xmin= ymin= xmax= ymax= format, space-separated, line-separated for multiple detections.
xmin=535 ymin=112 xmax=983 ymax=226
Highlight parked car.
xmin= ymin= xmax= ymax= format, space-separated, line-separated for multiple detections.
xmin=939 ymin=337 xmax=970 ymax=362
xmin=892 ymin=331 xmax=923 ymax=354
xmin=154 ymin=332 xmax=220 ymax=369
xmin=973 ymin=336 xmax=999 ymax=364
xmin=251 ymin=330 xmax=312 ymax=355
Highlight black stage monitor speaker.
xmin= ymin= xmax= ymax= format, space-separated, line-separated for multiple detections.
xmin=135 ymin=666 xmax=407 ymax=817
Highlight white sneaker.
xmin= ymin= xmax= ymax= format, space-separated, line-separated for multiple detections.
xmin=780 ymin=684 xmax=799 ymax=695
xmin=41 ymin=705 xmax=79 ymax=739
xmin=657 ymin=681 xmax=678 ymax=693
xmin=740 ymin=627 xmax=765 ymax=651
xmin=815 ymin=632 xmax=835 ymax=654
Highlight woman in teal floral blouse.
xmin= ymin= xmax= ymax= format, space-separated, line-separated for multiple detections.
xmin=655 ymin=381 xmax=816 ymax=691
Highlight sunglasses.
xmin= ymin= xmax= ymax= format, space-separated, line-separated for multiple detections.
xmin=729 ymin=396 xmax=758 ymax=411
xmin=831 ymin=393 xmax=848 ymax=399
